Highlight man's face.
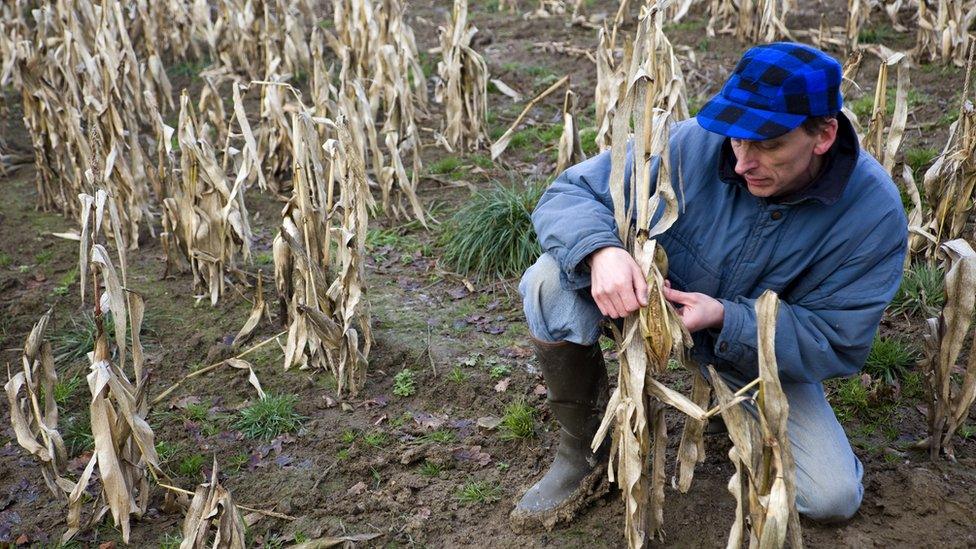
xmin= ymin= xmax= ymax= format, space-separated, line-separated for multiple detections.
xmin=730 ymin=120 xmax=838 ymax=198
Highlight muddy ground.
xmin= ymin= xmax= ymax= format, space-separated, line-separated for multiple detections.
xmin=2 ymin=1 xmax=976 ymax=547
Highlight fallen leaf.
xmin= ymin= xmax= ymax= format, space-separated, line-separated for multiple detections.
xmin=453 ymin=446 xmax=492 ymax=467
xmin=347 ymin=481 xmax=368 ymax=496
xmin=494 ymin=377 xmax=511 ymax=392
xmin=533 ymin=384 xmax=547 ymax=397
xmin=477 ymin=416 xmax=502 ymax=430
xmin=413 ymin=412 xmax=448 ymax=430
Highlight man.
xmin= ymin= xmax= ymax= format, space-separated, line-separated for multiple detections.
xmin=510 ymin=42 xmax=908 ymax=531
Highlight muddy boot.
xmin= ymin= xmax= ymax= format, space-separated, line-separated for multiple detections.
xmin=510 ymin=337 xmax=610 ymax=532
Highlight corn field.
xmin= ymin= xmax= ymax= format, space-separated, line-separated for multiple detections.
xmin=0 ymin=0 xmax=975 ymax=546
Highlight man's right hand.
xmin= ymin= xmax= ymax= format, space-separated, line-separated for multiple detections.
xmin=588 ymin=247 xmax=649 ymax=319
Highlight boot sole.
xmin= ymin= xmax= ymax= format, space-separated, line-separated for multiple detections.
xmin=508 ymin=462 xmax=610 ymax=533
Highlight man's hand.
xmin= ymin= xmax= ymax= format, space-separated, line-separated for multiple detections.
xmin=588 ymin=247 xmax=648 ymax=319
xmin=663 ymin=285 xmax=725 ymax=333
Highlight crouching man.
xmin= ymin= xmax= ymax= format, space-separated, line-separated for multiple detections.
xmin=511 ymin=42 xmax=908 ymax=530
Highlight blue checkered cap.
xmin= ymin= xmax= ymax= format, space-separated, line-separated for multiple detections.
xmin=696 ymin=42 xmax=844 ymax=140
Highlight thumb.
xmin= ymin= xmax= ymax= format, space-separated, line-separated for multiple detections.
xmin=632 ymin=265 xmax=648 ymax=306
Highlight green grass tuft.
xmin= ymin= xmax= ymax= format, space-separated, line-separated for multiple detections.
xmin=864 ymin=335 xmax=918 ymax=385
xmin=178 ymin=453 xmax=205 ymax=478
xmin=440 ymin=183 xmax=544 ymax=278
xmin=457 ymin=479 xmax=503 ymax=504
xmin=850 ymin=88 xmax=928 ymax=121
xmin=420 ymin=460 xmax=443 ymax=477
xmin=904 ymin=147 xmax=939 ymax=180
xmin=363 ymin=431 xmax=389 ymax=448
xmin=423 ymin=429 xmax=456 ymax=444
xmin=448 ymin=365 xmax=469 ymax=383
xmin=499 ymin=399 xmax=536 ymax=440
xmin=489 ymin=364 xmax=511 ymax=380
xmin=234 ymin=393 xmax=305 ymax=440
xmin=63 ymin=412 xmax=94 ymax=457
xmin=857 ymin=24 xmax=896 ymax=44
xmin=429 ymin=156 xmax=463 ymax=175
xmin=53 ymin=374 xmax=84 ymax=407
xmin=889 ymin=263 xmax=945 ymax=317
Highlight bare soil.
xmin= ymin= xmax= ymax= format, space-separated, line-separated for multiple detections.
xmin=1 ymin=1 xmax=975 ymax=547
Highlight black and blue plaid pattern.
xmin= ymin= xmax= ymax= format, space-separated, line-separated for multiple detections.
xmin=697 ymin=42 xmax=843 ymax=140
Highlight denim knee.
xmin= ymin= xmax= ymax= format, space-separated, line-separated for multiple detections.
xmin=519 ymin=253 xmax=602 ymax=344
xmin=796 ymin=475 xmax=863 ymax=523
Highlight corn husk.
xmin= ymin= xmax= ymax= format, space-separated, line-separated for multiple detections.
xmin=861 ymin=48 xmax=909 ymax=175
xmin=920 ymin=239 xmax=976 ymax=460
xmin=710 ymin=290 xmax=802 ymax=549
xmin=179 ymin=458 xmax=247 ymax=549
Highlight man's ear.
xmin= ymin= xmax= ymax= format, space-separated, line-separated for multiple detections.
xmin=812 ymin=118 xmax=839 ymax=155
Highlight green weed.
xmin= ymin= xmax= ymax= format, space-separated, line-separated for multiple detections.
xmin=183 ymin=402 xmax=210 ymax=422
xmin=53 ymin=374 xmax=83 ymax=407
xmin=857 ymin=24 xmax=896 ymax=44
xmin=393 ymin=369 xmax=417 ymax=397
xmin=500 ymin=400 xmax=536 ymax=440
xmin=850 ymin=88 xmax=928 ymax=120
xmin=489 ymin=364 xmax=511 ymax=380
xmin=578 ymin=127 xmax=599 ymax=157
xmin=234 ymin=394 xmax=305 ymax=440
xmin=158 ymin=533 xmax=183 ymax=549
xmin=831 ymin=377 xmax=870 ymax=422
xmin=155 ymin=441 xmax=180 ymax=463
xmin=457 ymin=479 xmax=503 ymax=504
xmin=228 ymin=452 xmax=250 ymax=472
xmin=440 ymin=182 xmax=544 ymax=278
xmin=864 ymin=336 xmax=919 ymax=385
xmin=336 ymin=448 xmax=351 ymax=461
xmin=178 ymin=453 xmax=205 ymax=478
xmin=363 ymin=431 xmax=389 ymax=448
xmin=420 ymin=460 xmax=442 ymax=477
xmin=429 ymin=156 xmax=463 ymax=175
xmin=889 ymin=263 xmax=945 ymax=317
xmin=904 ymin=147 xmax=939 ymax=180
xmin=423 ymin=429 xmax=456 ymax=444
xmin=253 ymin=251 xmax=274 ymax=266
xmin=35 ymin=249 xmax=54 ymax=265
xmin=0 ymin=252 xmax=11 ymax=267
xmin=448 ymin=365 xmax=469 ymax=383
xmin=340 ymin=429 xmax=358 ymax=444
xmin=63 ymin=412 xmax=94 ymax=456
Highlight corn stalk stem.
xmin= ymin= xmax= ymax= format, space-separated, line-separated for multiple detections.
xmin=151 ymin=330 xmax=285 ymax=405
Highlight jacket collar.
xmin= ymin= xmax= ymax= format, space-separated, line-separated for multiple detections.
xmin=717 ymin=112 xmax=859 ymax=206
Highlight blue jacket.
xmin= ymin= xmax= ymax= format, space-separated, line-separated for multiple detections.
xmin=532 ymin=116 xmax=908 ymax=384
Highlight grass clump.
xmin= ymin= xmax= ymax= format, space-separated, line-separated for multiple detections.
xmin=864 ymin=335 xmax=919 ymax=385
xmin=904 ymin=147 xmax=939 ymax=180
xmin=578 ymin=127 xmax=599 ymax=157
xmin=831 ymin=377 xmax=870 ymax=422
xmin=393 ymin=369 xmax=417 ymax=397
xmin=440 ymin=183 xmax=544 ymax=278
xmin=857 ymin=24 xmax=896 ymax=44
xmin=420 ymin=460 xmax=443 ymax=477
xmin=457 ymin=479 xmax=503 ymax=504
xmin=53 ymin=374 xmax=83 ymax=407
xmin=448 ymin=365 xmax=469 ymax=383
xmin=63 ymin=412 xmax=94 ymax=456
xmin=850 ymin=88 xmax=928 ymax=120
xmin=429 ymin=156 xmax=462 ymax=176
xmin=363 ymin=431 xmax=390 ymax=448
xmin=178 ymin=453 xmax=205 ymax=478
xmin=423 ymin=429 xmax=456 ymax=444
xmin=889 ymin=263 xmax=945 ymax=317
xmin=499 ymin=399 xmax=536 ymax=440
xmin=234 ymin=393 xmax=305 ymax=440
xmin=340 ymin=429 xmax=358 ymax=444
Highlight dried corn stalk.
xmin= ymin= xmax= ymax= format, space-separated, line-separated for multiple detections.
xmin=435 ymin=0 xmax=490 ymax=151
xmin=861 ymin=49 xmax=909 ymax=175
xmin=5 ymin=310 xmax=70 ymax=498
xmin=594 ymin=26 xmax=628 ymax=152
xmin=163 ymin=91 xmax=253 ymax=305
xmin=913 ymin=49 xmax=975 ymax=258
xmin=556 ymin=89 xmax=586 ymax=175
xmin=179 ymin=458 xmax=247 ymax=548
xmin=276 ymin=116 xmax=372 ymax=397
xmin=736 ymin=0 xmax=793 ymax=43
xmin=60 ymin=179 xmax=159 ymax=543
xmin=710 ymin=290 xmax=802 ymax=549
xmin=839 ymin=49 xmax=865 ymax=128
xmin=590 ymin=9 xmax=703 ymax=547
xmin=916 ymin=0 xmax=976 ymax=66
xmin=920 ymin=239 xmax=976 ymax=460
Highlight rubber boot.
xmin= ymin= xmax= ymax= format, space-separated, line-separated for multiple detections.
xmin=510 ymin=337 xmax=610 ymax=532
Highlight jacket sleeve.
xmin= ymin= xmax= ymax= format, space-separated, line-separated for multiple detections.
xmin=711 ymin=207 xmax=908 ymax=384
xmin=532 ymin=147 xmax=647 ymax=291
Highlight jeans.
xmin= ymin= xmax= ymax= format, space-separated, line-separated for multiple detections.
xmin=519 ymin=253 xmax=864 ymax=522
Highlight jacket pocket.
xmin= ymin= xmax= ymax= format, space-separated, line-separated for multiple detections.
xmin=658 ymin=233 xmax=721 ymax=296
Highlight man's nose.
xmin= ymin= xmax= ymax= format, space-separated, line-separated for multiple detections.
xmin=734 ymin=148 xmax=758 ymax=175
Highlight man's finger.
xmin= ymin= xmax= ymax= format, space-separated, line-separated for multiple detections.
xmin=663 ymin=286 xmax=695 ymax=305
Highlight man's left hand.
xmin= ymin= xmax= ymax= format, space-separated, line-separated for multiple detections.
xmin=662 ymin=285 xmax=725 ymax=333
